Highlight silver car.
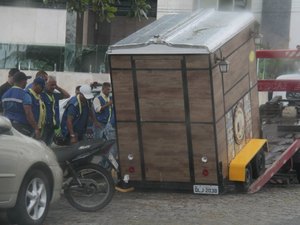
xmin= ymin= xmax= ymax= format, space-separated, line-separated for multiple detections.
xmin=0 ymin=116 xmax=62 ymax=225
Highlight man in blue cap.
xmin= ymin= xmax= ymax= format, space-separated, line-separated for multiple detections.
xmin=26 ymin=77 xmax=46 ymax=139
xmin=1 ymin=71 xmax=33 ymax=136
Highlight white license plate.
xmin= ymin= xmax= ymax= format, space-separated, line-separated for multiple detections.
xmin=193 ymin=185 xmax=219 ymax=195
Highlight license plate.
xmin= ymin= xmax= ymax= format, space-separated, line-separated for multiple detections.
xmin=193 ymin=185 xmax=219 ymax=195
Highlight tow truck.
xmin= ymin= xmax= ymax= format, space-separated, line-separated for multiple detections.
xmin=249 ymin=48 xmax=300 ymax=193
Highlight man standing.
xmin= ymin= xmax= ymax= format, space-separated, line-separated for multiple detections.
xmin=1 ymin=72 xmax=33 ymax=136
xmin=93 ymin=82 xmax=113 ymax=139
xmin=40 ymin=75 xmax=70 ymax=145
xmin=26 ymin=77 xmax=46 ymax=139
xmin=0 ymin=68 xmax=19 ymax=113
xmin=26 ymin=70 xmax=48 ymax=90
xmin=60 ymin=84 xmax=96 ymax=144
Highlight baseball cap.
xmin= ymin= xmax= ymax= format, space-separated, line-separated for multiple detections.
xmin=33 ymin=77 xmax=46 ymax=89
xmin=8 ymin=68 xmax=20 ymax=77
xmin=13 ymin=72 xmax=32 ymax=83
xmin=80 ymin=84 xmax=94 ymax=99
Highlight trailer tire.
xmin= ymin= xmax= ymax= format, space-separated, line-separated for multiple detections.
xmin=252 ymin=151 xmax=265 ymax=178
xmin=235 ymin=164 xmax=253 ymax=193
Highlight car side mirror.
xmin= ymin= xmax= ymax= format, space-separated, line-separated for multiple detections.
xmin=0 ymin=116 xmax=12 ymax=134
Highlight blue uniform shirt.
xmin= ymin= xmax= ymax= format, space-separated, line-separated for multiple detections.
xmin=1 ymin=86 xmax=31 ymax=124
xmin=60 ymin=96 xmax=90 ymax=140
xmin=40 ymin=92 xmax=62 ymax=128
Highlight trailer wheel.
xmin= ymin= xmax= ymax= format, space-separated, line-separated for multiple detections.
xmin=252 ymin=151 xmax=265 ymax=178
xmin=235 ymin=164 xmax=253 ymax=193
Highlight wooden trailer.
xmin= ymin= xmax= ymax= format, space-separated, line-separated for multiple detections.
xmin=108 ymin=9 xmax=265 ymax=194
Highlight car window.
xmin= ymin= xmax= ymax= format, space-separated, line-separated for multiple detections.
xmin=286 ymin=92 xmax=300 ymax=99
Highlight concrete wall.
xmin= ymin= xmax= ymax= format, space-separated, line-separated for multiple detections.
xmin=289 ymin=0 xmax=300 ymax=48
xmin=157 ymin=0 xmax=194 ymax=18
xmin=0 ymin=69 xmax=110 ymax=95
xmin=260 ymin=0 xmax=292 ymax=49
xmin=0 ymin=6 xmax=66 ymax=45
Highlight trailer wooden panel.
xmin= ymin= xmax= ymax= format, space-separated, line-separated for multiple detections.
xmin=187 ymin=70 xmax=213 ymax=123
xmin=212 ymin=66 xmax=225 ymax=121
xmin=136 ymin=70 xmax=185 ymax=122
xmin=192 ymin=124 xmax=218 ymax=184
xmin=216 ymin=117 xmax=228 ymax=178
xmin=135 ymin=57 xmax=182 ymax=69
xmin=142 ymin=123 xmax=190 ymax=182
xmin=220 ymin=25 xmax=254 ymax=59
xmin=224 ymin=75 xmax=250 ymax=112
xmin=111 ymin=70 xmax=136 ymax=121
xmin=185 ymin=55 xmax=210 ymax=69
xmin=223 ymin=41 xmax=251 ymax=93
xmin=110 ymin=56 xmax=131 ymax=69
xmin=117 ymin=123 xmax=142 ymax=180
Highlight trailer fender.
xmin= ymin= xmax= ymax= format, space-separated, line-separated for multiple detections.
xmin=229 ymin=139 xmax=267 ymax=182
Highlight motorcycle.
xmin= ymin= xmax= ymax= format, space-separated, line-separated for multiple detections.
xmin=52 ymin=139 xmax=117 ymax=212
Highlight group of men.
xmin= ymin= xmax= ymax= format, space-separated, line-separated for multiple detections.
xmin=0 ymin=68 xmax=115 ymax=147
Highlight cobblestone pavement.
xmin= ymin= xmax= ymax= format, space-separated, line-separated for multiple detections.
xmin=2 ymin=184 xmax=300 ymax=225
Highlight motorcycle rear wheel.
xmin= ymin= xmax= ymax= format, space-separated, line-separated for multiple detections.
xmin=64 ymin=164 xmax=114 ymax=212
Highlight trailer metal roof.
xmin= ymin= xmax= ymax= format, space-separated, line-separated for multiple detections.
xmin=108 ymin=9 xmax=255 ymax=55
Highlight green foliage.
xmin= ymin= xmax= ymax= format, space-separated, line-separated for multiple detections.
xmin=128 ymin=0 xmax=151 ymax=20
xmin=45 ymin=0 xmax=151 ymax=22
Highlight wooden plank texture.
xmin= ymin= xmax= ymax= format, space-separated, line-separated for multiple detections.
xmin=185 ymin=55 xmax=209 ymax=69
xmin=137 ymin=70 xmax=185 ymax=121
xmin=111 ymin=70 xmax=136 ymax=121
xmin=142 ymin=123 xmax=190 ymax=182
xmin=135 ymin=57 xmax=182 ymax=69
xmin=117 ymin=122 xmax=142 ymax=180
xmin=212 ymin=66 xmax=225 ymax=121
xmin=224 ymin=75 xmax=249 ymax=112
xmin=192 ymin=124 xmax=218 ymax=184
xmin=216 ymin=117 xmax=228 ymax=178
xmin=223 ymin=41 xmax=251 ymax=93
xmin=220 ymin=24 xmax=253 ymax=59
xmin=110 ymin=55 xmax=131 ymax=69
xmin=187 ymin=70 xmax=213 ymax=122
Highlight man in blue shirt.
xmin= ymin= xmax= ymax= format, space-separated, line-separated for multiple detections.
xmin=40 ymin=75 xmax=70 ymax=145
xmin=26 ymin=70 xmax=48 ymax=90
xmin=60 ymin=84 xmax=98 ymax=144
xmin=1 ymin=72 xmax=33 ymax=136
xmin=26 ymin=77 xmax=46 ymax=139
xmin=93 ymin=82 xmax=114 ymax=140
xmin=0 ymin=68 xmax=19 ymax=114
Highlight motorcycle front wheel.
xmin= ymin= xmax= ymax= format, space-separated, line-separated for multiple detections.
xmin=64 ymin=164 xmax=115 ymax=212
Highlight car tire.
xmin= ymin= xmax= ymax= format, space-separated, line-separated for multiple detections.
xmin=7 ymin=169 xmax=51 ymax=225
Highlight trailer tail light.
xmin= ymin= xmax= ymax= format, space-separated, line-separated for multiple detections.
xmin=202 ymin=168 xmax=209 ymax=176
xmin=128 ymin=166 xmax=135 ymax=173
xmin=201 ymin=156 xmax=208 ymax=163
xmin=128 ymin=154 xmax=134 ymax=160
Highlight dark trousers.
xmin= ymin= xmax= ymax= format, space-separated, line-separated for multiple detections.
xmin=11 ymin=121 xmax=33 ymax=137
xmin=41 ymin=125 xmax=55 ymax=146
